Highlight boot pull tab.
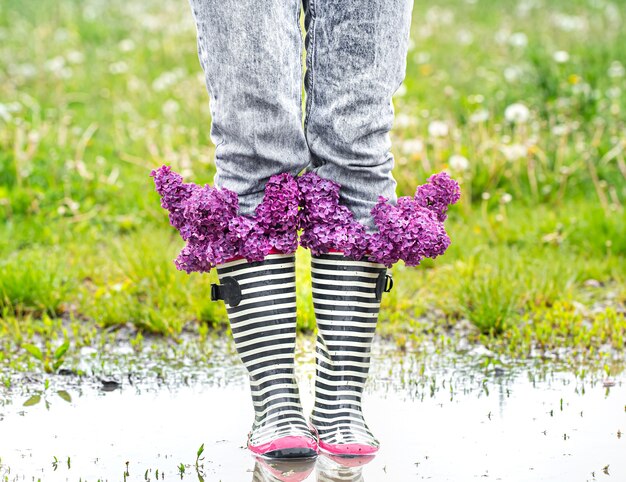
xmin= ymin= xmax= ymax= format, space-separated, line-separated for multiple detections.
xmin=210 ymin=276 xmax=242 ymax=307
xmin=375 ymin=271 xmax=394 ymax=302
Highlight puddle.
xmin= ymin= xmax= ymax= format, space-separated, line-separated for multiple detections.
xmin=0 ymin=338 xmax=624 ymax=481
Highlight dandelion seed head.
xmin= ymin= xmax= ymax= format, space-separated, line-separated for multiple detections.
xmin=152 ymin=68 xmax=186 ymax=92
xmin=508 ymin=32 xmax=528 ymax=48
xmin=504 ymin=103 xmax=530 ymax=123
xmin=553 ymin=50 xmax=570 ymax=63
xmin=470 ymin=108 xmax=490 ymax=124
xmin=457 ymin=29 xmax=474 ymax=45
xmin=608 ymin=61 xmax=625 ymax=78
xmin=401 ymin=138 xmax=425 ymax=154
xmin=0 ymin=102 xmax=21 ymax=122
xmin=10 ymin=63 xmax=37 ymax=78
xmin=449 ymin=154 xmax=470 ymax=172
xmin=606 ymin=87 xmax=622 ymax=99
xmin=44 ymin=56 xmax=66 ymax=73
xmin=552 ymin=13 xmax=588 ymax=32
xmin=394 ymin=113 xmax=416 ymax=128
xmin=66 ymin=50 xmax=85 ymax=64
xmin=501 ymin=143 xmax=528 ymax=161
xmin=551 ymin=124 xmax=570 ymax=136
xmin=162 ymin=99 xmax=180 ymax=116
xmin=428 ymin=120 xmax=449 ymax=138
xmin=504 ymin=65 xmax=524 ymax=83
xmin=119 ymin=39 xmax=136 ymax=52
xmin=109 ymin=61 xmax=128 ymax=75
xmin=414 ymin=52 xmax=431 ymax=64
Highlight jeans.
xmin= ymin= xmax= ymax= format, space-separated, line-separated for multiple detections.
xmin=188 ymin=0 xmax=414 ymax=231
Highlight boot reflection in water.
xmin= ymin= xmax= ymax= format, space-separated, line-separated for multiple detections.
xmin=316 ymin=453 xmax=376 ymax=482
xmin=250 ymin=452 xmax=374 ymax=481
xmin=252 ymin=455 xmax=316 ymax=482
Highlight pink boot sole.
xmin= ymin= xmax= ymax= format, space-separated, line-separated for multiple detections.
xmin=310 ymin=425 xmax=378 ymax=457
xmin=248 ymin=435 xmax=319 ymax=459
xmin=318 ymin=440 xmax=379 ymax=456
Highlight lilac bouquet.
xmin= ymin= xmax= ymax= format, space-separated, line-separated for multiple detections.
xmin=151 ymin=166 xmax=300 ymax=273
xmin=152 ymin=166 xmax=460 ymax=272
xmin=297 ymin=171 xmax=461 ymax=267
xmin=296 ymin=172 xmax=370 ymax=260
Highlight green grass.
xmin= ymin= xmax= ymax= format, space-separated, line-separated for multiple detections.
xmin=0 ymin=0 xmax=625 ymax=365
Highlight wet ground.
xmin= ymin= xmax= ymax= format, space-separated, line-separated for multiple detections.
xmin=0 ymin=336 xmax=624 ymax=481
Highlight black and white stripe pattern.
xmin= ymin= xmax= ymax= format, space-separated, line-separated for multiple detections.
xmin=309 ymin=252 xmax=387 ymax=449
xmin=216 ymin=253 xmax=316 ymax=448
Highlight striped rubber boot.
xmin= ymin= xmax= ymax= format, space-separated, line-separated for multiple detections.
xmin=211 ymin=253 xmax=318 ymax=459
xmin=309 ymin=252 xmax=393 ymax=456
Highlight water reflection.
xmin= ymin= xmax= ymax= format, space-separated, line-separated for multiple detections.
xmin=251 ymin=454 xmax=374 ymax=482
xmin=0 ymin=338 xmax=624 ymax=481
xmin=252 ymin=456 xmax=316 ymax=481
xmin=316 ymin=454 xmax=375 ymax=482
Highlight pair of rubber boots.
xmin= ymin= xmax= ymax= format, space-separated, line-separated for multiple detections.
xmin=211 ymin=251 xmax=393 ymax=459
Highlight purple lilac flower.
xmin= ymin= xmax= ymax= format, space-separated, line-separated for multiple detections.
xmin=297 ymin=171 xmax=460 ymax=267
xmin=297 ymin=172 xmax=369 ymax=259
xmin=151 ymin=166 xmax=300 ymax=273
xmin=152 ymin=165 xmax=460 ymax=272
xmin=253 ymin=173 xmax=301 ymax=254
xmin=368 ymin=172 xmax=460 ymax=266
xmin=368 ymin=196 xmax=451 ymax=267
xmin=414 ymin=172 xmax=461 ymax=222
xmin=227 ymin=215 xmax=271 ymax=262
xmin=150 ymin=165 xmax=198 ymax=231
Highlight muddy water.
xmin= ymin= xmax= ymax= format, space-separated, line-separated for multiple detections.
xmin=0 ymin=338 xmax=624 ymax=481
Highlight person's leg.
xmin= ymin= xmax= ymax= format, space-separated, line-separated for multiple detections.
xmin=308 ymin=252 xmax=392 ymax=455
xmin=188 ymin=0 xmax=310 ymax=216
xmin=152 ymin=168 xmax=316 ymax=458
xmin=187 ymin=0 xmax=317 ymax=458
xmin=212 ymin=253 xmax=318 ymax=458
xmin=301 ymin=0 xmax=411 ymax=454
xmin=302 ymin=0 xmax=414 ymax=230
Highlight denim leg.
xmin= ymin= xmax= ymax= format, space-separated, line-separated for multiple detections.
xmin=188 ymin=0 xmax=310 ymax=216
xmin=302 ymin=0 xmax=414 ymax=231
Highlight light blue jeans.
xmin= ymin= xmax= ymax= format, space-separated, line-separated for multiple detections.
xmin=188 ymin=0 xmax=414 ymax=231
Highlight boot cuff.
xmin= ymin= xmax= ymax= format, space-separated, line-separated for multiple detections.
xmin=151 ymin=166 xmax=300 ymax=273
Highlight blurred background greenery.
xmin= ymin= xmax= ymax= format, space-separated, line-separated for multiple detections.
xmin=0 ymin=0 xmax=624 ymax=366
